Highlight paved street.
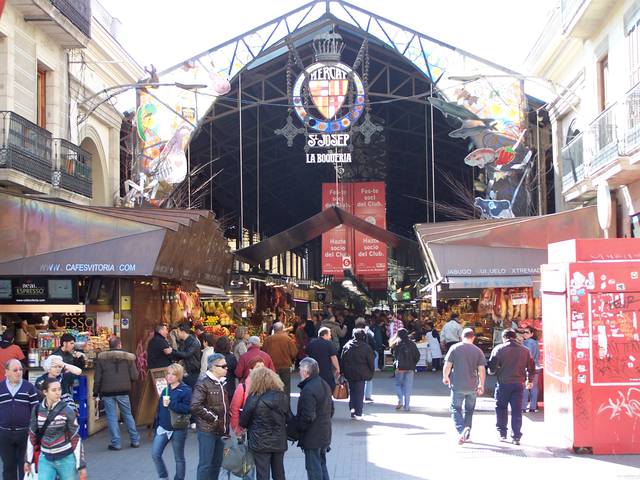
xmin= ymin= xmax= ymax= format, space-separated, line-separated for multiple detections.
xmin=82 ymin=372 xmax=640 ymax=480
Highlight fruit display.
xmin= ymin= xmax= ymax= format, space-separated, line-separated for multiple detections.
xmin=203 ymin=300 xmax=234 ymax=326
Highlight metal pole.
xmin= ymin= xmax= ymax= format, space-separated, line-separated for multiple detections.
xmin=239 ymin=73 xmax=244 ymax=248
xmin=187 ymin=145 xmax=191 ymax=209
xmin=430 ymin=83 xmax=436 ymax=221
xmin=536 ymin=107 xmax=544 ymax=216
xmin=256 ymin=104 xmax=260 ymax=238
xmin=424 ymin=103 xmax=429 ymax=222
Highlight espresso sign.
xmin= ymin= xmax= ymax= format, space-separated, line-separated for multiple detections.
xmin=0 ymin=278 xmax=77 ymax=304
xmin=14 ymin=279 xmax=48 ymax=303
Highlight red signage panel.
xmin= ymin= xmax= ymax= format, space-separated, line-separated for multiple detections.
xmin=321 ymin=183 xmax=352 ymax=278
xmin=353 ymin=182 xmax=387 ymax=279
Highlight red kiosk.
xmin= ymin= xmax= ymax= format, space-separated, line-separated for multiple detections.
xmin=541 ymin=238 xmax=640 ymax=454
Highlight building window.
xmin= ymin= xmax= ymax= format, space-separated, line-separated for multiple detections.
xmin=37 ymin=67 xmax=46 ymax=128
xmin=632 ymin=213 xmax=640 ymax=238
xmin=597 ymin=54 xmax=609 ymax=112
xmin=631 ymin=20 xmax=640 ymax=87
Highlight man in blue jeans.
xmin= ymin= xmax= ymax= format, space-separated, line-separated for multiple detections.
xmin=295 ymin=357 xmax=334 ymax=480
xmin=191 ymin=353 xmax=230 ymax=480
xmin=488 ymin=329 xmax=535 ymax=445
xmin=93 ymin=337 xmax=140 ymax=450
xmin=443 ymin=328 xmax=486 ymax=445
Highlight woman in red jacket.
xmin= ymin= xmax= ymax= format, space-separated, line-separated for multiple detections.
xmin=229 ymin=357 xmax=265 ymax=434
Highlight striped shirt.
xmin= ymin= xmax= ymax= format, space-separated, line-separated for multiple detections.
xmin=26 ymin=400 xmax=86 ymax=470
xmin=0 ymin=380 xmax=39 ymax=431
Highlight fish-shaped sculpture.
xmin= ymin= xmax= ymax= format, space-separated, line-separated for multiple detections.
xmin=449 ymin=125 xmax=491 ymax=138
xmin=427 ymin=97 xmax=494 ymax=127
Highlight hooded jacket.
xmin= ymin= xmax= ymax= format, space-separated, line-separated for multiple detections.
xmin=340 ymin=338 xmax=374 ymax=382
xmin=239 ymin=389 xmax=289 ymax=453
xmin=93 ymin=349 xmax=138 ymax=397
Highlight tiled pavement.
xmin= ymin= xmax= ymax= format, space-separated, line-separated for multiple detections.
xmin=81 ymin=372 xmax=640 ymax=480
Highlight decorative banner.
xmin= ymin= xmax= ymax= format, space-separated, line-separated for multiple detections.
xmin=321 ymin=182 xmax=387 ymax=285
xmin=321 ymin=183 xmax=352 ymax=278
xmin=353 ymin=182 xmax=387 ymax=279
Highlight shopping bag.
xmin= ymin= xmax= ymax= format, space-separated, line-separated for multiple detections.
xmin=333 ymin=375 xmax=349 ymax=400
xmin=25 ymin=470 xmax=38 ymax=480
xmin=222 ymin=431 xmax=254 ymax=478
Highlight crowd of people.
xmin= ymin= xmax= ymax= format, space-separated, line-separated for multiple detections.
xmin=0 ymin=306 xmax=541 ymax=480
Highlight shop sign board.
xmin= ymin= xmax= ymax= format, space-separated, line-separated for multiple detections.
xmin=0 ymin=278 xmax=77 ymax=304
xmin=353 ymin=182 xmax=387 ymax=279
xmin=321 ymin=182 xmax=388 ymax=284
xmin=321 ymin=183 xmax=353 ymax=278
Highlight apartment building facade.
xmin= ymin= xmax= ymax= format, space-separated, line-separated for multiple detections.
xmin=0 ymin=0 xmax=143 ymax=205
xmin=527 ymin=0 xmax=640 ymax=237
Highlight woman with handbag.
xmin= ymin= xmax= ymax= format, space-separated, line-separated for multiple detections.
xmin=151 ymin=363 xmax=192 ymax=480
xmin=239 ymin=367 xmax=289 ymax=480
xmin=24 ymin=377 xmax=86 ymax=480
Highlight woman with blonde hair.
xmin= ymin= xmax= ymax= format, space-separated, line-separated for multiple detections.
xmin=239 ymin=367 xmax=289 ymax=480
xmin=151 ymin=363 xmax=192 ymax=480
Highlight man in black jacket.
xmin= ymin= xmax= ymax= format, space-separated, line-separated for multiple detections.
xmin=488 ymin=329 xmax=535 ymax=445
xmin=93 ymin=337 xmax=140 ymax=450
xmin=295 ymin=357 xmax=334 ymax=480
xmin=147 ymin=324 xmax=173 ymax=369
xmin=340 ymin=329 xmax=374 ymax=419
xmin=172 ymin=323 xmax=202 ymax=389
xmin=52 ymin=333 xmax=86 ymax=370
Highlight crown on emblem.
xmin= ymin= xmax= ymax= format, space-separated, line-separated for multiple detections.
xmin=313 ymin=32 xmax=345 ymax=62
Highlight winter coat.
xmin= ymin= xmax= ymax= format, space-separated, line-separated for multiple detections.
xmin=234 ymin=346 xmax=276 ymax=381
xmin=340 ymin=339 xmax=374 ymax=382
xmin=230 ymin=377 xmax=251 ymax=434
xmin=239 ymin=389 xmax=289 ymax=453
xmin=172 ymin=334 xmax=202 ymax=376
xmin=155 ymin=382 xmax=192 ymax=431
xmin=200 ymin=346 xmax=215 ymax=375
xmin=262 ymin=332 xmax=298 ymax=369
xmin=295 ymin=375 xmax=334 ymax=450
xmin=190 ymin=373 xmax=229 ymax=435
xmin=147 ymin=332 xmax=172 ymax=369
xmin=392 ymin=339 xmax=421 ymax=371
xmin=93 ymin=349 xmax=138 ymax=397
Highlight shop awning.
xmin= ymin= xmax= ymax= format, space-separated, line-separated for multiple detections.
xmin=0 ymin=192 xmax=232 ymax=286
xmin=414 ymin=206 xmax=602 ymax=289
xmin=234 ymin=206 xmax=419 ymax=265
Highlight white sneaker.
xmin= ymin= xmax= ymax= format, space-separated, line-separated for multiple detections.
xmin=354 ymin=415 xmax=363 ymax=420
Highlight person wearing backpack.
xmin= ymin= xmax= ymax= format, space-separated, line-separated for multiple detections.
xmin=24 ymin=377 xmax=86 ymax=480
xmin=390 ymin=329 xmax=421 ymax=411
xmin=239 ymin=367 xmax=289 ymax=480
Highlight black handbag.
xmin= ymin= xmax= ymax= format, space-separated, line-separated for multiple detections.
xmin=169 ymin=409 xmax=190 ymax=430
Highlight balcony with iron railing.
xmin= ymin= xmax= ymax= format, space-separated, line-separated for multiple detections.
xmin=589 ymin=103 xmax=619 ymax=173
xmin=53 ymin=138 xmax=92 ymax=198
xmin=624 ymin=81 xmax=640 ymax=155
xmin=51 ymin=0 xmax=91 ymax=38
xmin=0 ymin=111 xmax=53 ymax=184
xmin=561 ymin=133 xmax=586 ymax=192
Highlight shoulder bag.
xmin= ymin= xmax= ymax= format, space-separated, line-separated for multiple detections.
xmin=33 ymin=402 xmax=66 ymax=473
xmin=332 ymin=375 xmax=349 ymax=400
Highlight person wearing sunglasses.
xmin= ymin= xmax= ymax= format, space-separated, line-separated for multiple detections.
xmin=191 ymin=353 xmax=230 ymax=480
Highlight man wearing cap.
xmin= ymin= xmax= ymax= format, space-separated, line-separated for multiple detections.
xmin=441 ymin=314 xmax=462 ymax=353
xmin=488 ymin=329 xmax=535 ymax=445
xmin=443 ymin=328 xmax=486 ymax=445
xmin=234 ymin=336 xmax=275 ymax=381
